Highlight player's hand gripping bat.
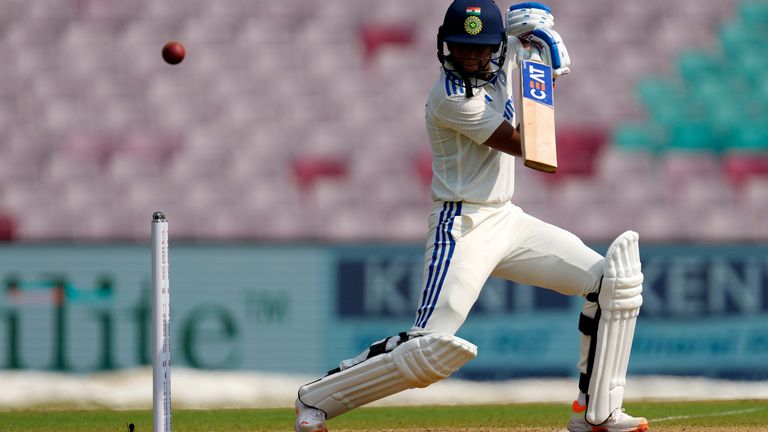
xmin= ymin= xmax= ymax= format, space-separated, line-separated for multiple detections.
xmin=506 ymin=37 xmax=558 ymax=173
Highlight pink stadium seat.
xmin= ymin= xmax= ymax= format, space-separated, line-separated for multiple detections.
xmin=540 ymin=127 xmax=609 ymax=184
xmin=181 ymin=17 xmax=244 ymax=45
xmin=108 ymin=156 xmax=163 ymax=183
xmin=723 ymin=153 xmax=768 ymax=188
xmin=263 ymin=205 xmax=313 ymax=240
xmin=307 ymin=178 xmax=356 ymax=211
xmin=0 ymin=146 xmax=47 ymax=183
xmin=412 ymin=151 xmax=433 ymax=188
xmin=512 ymin=162 xmax=553 ymax=208
xmin=567 ymin=202 xmax=629 ymax=242
xmin=678 ymin=177 xmax=736 ymax=210
xmin=11 ymin=185 xmax=76 ymax=240
xmin=310 ymin=204 xmax=376 ymax=241
xmin=168 ymin=146 xmax=232 ymax=182
xmin=742 ymin=178 xmax=768 ymax=236
xmin=16 ymin=213 xmax=67 ymax=240
xmin=0 ymin=0 xmax=755 ymax=241
xmin=635 ymin=205 xmax=685 ymax=242
xmin=361 ymin=23 xmax=415 ymax=63
xmin=84 ymin=0 xmax=139 ymax=21
xmin=663 ymin=152 xmax=722 ymax=191
xmin=45 ymin=153 xmax=103 ymax=182
xmin=691 ymin=206 xmax=752 ymax=241
xmin=384 ymin=205 xmax=431 ymax=241
xmin=292 ymin=156 xmax=348 ymax=191
xmin=552 ymin=178 xmax=605 ymax=209
xmin=0 ymin=211 xmax=17 ymax=241
xmin=117 ymin=130 xmax=181 ymax=163
xmin=68 ymin=208 xmax=127 ymax=240
xmin=741 ymin=177 xmax=768 ymax=216
xmin=62 ymin=132 xmax=115 ymax=166
xmin=358 ymin=173 xmax=427 ymax=209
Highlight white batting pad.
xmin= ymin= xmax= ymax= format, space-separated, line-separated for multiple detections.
xmin=587 ymin=231 xmax=643 ymax=425
xmin=298 ymin=334 xmax=477 ymax=419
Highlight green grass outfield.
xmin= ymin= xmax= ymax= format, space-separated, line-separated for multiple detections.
xmin=2 ymin=400 xmax=767 ymax=431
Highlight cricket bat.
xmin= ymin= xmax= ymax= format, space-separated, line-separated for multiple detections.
xmin=506 ymin=43 xmax=558 ymax=173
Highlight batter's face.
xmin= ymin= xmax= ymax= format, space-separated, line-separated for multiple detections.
xmin=448 ymin=43 xmax=495 ymax=75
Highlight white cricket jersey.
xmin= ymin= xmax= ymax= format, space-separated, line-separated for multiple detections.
xmin=425 ymin=68 xmax=516 ymax=204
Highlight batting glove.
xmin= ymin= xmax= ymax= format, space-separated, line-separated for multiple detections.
xmin=506 ymin=2 xmax=554 ymax=37
xmin=525 ymin=27 xmax=571 ymax=78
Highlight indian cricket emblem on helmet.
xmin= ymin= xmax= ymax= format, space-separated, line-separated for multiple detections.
xmin=464 ymin=15 xmax=482 ymax=35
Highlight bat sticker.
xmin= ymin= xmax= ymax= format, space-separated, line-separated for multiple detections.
xmin=521 ymin=60 xmax=553 ymax=107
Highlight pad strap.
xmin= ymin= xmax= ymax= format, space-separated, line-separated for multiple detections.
xmin=579 ymin=310 xmax=601 ymax=400
xmin=578 ymin=292 xmax=600 ymax=397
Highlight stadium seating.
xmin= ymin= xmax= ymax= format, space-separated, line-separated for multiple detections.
xmin=0 ymin=211 xmax=16 ymax=241
xmin=0 ymin=0 xmax=764 ymax=242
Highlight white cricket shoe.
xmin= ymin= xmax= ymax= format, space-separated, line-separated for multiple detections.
xmin=567 ymin=401 xmax=649 ymax=432
xmin=294 ymin=399 xmax=328 ymax=432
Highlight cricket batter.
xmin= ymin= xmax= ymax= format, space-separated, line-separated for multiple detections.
xmin=295 ymin=1 xmax=648 ymax=431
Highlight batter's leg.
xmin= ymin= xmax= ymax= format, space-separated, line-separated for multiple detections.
xmin=490 ymin=209 xmax=601 ymax=419
xmin=490 ymin=208 xmax=603 ymax=296
xmin=296 ymin=201 xmax=507 ymax=430
xmin=412 ymin=201 xmax=510 ymax=334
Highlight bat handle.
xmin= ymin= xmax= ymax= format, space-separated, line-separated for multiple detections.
xmin=506 ymin=36 xmax=521 ymax=72
xmin=529 ymin=48 xmax=543 ymax=63
xmin=505 ymin=36 xmax=518 ymax=96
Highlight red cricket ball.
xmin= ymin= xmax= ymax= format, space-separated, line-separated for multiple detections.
xmin=162 ymin=41 xmax=185 ymax=65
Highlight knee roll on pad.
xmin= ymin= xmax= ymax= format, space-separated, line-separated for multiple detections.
xmin=298 ymin=333 xmax=477 ymax=419
xmin=585 ymin=231 xmax=643 ymax=425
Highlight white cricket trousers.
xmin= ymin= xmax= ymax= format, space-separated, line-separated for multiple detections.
xmin=411 ymin=200 xmax=603 ymax=335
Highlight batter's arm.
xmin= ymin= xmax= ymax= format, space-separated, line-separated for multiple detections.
xmin=483 ymin=121 xmax=522 ymax=157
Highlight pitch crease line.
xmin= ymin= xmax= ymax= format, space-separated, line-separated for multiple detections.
xmin=649 ymin=407 xmax=764 ymax=423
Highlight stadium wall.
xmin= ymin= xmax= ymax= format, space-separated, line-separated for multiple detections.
xmin=0 ymin=243 xmax=766 ymax=380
